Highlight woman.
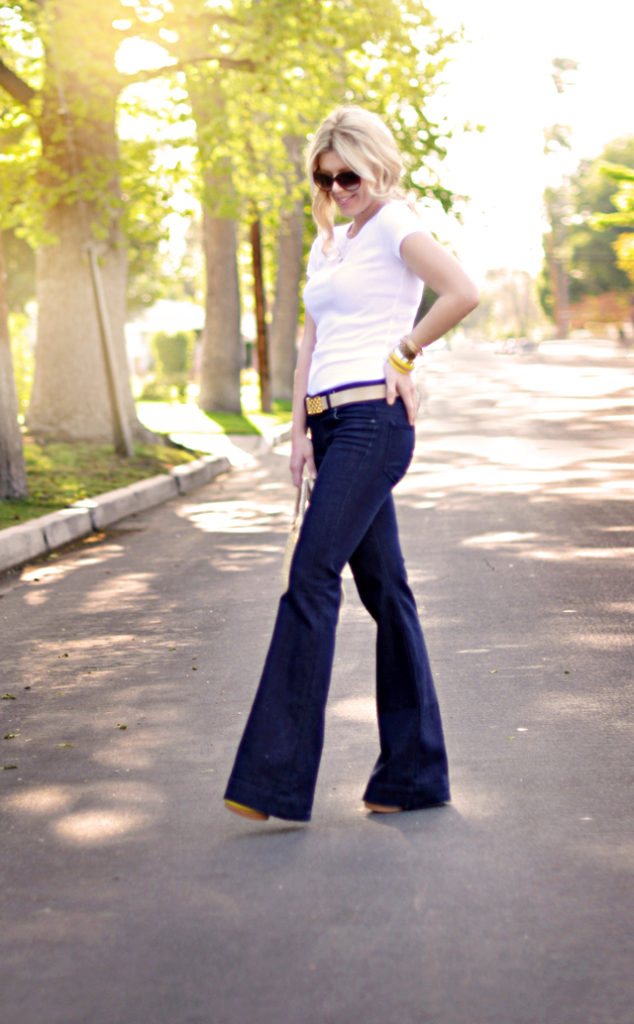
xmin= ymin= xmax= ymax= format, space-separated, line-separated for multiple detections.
xmin=224 ymin=106 xmax=478 ymax=823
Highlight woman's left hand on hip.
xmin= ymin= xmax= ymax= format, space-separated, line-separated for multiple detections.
xmin=385 ymin=362 xmax=418 ymax=425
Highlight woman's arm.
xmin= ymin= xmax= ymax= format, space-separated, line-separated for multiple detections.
xmin=385 ymin=231 xmax=479 ymax=424
xmin=402 ymin=230 xmax=479 ymax=346
xmin=289 ymin=313 xmax=318 ymax=487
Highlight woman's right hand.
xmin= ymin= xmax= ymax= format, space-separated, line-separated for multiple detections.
xmin=290 ymin=434 xmax=317 ymax=488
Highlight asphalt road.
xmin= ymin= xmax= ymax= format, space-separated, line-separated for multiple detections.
xmin=1 ymin=337 xmax=632 ymax=1024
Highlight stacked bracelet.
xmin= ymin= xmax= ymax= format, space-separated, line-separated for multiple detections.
xmin=388 ymin=350 xmax=415 ymax=375
xmin=387 ymin=334 xmax=423 ymax=375
xmin=398 ymin=333 xmax=422 ymax=361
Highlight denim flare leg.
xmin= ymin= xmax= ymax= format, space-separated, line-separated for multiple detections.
xmin=224 ymin=397 xmax=450 ymax=821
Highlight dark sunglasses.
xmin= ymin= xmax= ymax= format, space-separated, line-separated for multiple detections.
xmin=313 ymin=169 xmax=362 ymax=193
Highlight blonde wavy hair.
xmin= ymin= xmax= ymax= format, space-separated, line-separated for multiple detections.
xmin=305 ymin=107 xmax=405 ymax=251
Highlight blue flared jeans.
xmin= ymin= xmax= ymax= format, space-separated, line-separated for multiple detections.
xmin=224 ymin=396 xmax=450 ymax=821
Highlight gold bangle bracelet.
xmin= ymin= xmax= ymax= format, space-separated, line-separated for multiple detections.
xmin=391 ymin=348 xmax=415 ymax=368
xmin=388 ymin=351 xmax=414 ymax=375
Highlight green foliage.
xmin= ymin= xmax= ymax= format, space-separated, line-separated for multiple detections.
xmin=8 ymin=311 xmax=34 ymax=417
xmin=567 ymin=139 xmax=634 ymax=299
xmin=2 ymin=0 xmax=468 ymax=257
xmin=1 ymin=230 xmax=35 ymax=312
xmin=136 ymin=378 xmax=175 ymax=402
xmin=145 ymin=329 xmax=195 ymax=398
xmin=1 ymin=1 xmax=183 ymax=297
xmin=593 ymin=163 xmax=634 ymax=286
xmin=151 ymin=330 xmax=193 ymax=376
xmin=536 ymin=265 xmax=554 ymax=321
xmin=131 ymin=0 xmax=466 ymax=229
xmin=540 ymin=136 xmax=634 ymax=316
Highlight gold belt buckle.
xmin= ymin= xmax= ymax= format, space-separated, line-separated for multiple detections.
xmin=306 ymin=394 xmax=325 ymax=415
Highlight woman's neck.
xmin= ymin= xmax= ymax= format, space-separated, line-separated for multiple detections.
xmin=347 ymin=200 xmax=385 ymax=238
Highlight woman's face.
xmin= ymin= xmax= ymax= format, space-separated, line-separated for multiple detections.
xmin=317 ymin=150 xmax=382 ymax=226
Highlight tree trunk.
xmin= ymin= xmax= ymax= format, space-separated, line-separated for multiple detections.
xmin=544 ymin=232 xmax=569 ymax=339
xmin=198 ymin=208 xmax=243 ymax=413
xmin=250 ymin=217 xmax=271 ymax=413
xmin=188 ymin=77 xmax=243 ymax=414
xmin=27 ymin=204 xmax=135 ymax=442
xmin=0 ymin=233 xmax=28 ymax=499
xmin=25 ymin=5 xmax=140 ymax=444
xmin=270 ymin=137 xmax=306 ymax=402
xmin=270 ymin=198 xmax=304 ymax=402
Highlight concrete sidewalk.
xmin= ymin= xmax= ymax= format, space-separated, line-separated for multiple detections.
xmin=0 ymin=413 xmax=292 ymax=575
xmin=1 ymin=337 xmax=632 ymax=1024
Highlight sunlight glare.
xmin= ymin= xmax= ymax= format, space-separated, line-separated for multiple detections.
xmin=3 ymin=786 xmax=73 ymax=816
xmin=54 ymin=809 xmax=150 ymax=845
xmin=330 ymin=696 xmax=376 ymax=725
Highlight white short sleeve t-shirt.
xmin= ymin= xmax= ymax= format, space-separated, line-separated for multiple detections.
xmin=303 ymin=200 xmax=426 ymax=395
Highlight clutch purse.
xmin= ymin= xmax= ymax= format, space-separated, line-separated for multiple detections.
xmin=281 ymin=475 xmax=313 ymax=590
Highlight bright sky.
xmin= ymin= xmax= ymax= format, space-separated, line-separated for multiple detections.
xmin=424 ymin=0 xmax=634 ymax=281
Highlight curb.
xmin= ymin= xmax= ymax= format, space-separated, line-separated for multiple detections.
xmin=0 ymin=454 xmax=231 ymax=576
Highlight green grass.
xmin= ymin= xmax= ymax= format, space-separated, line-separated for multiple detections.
xmin=0 ymin=437 xmax=202 ymax=529
xmin=203 ymin=410 xmax=260 ymax=434
xmin=238 ymin=401 xmax=293 ymax=435
xmin=135 ymin=398 xmax=292 ymax=438
xmin=204 ymin=400 xmax=292 ymax=435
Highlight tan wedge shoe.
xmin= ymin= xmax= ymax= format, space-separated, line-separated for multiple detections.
xmin=364 ymin=801 xmax=403 ymax=813
xmin=225 ymin=800 xmax=269 ymax=821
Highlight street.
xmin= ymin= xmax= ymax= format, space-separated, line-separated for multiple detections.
xmin=1 ymin=336 xmax=632 ymax=1024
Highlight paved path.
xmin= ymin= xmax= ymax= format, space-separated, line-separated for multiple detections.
xmin=1 ymin=337 xmax=632 ymax=1024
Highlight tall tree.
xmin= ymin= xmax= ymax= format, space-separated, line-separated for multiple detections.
xmin=539 ymin=138 xmax=634 ymax=326
xmin=0 ymin=1 xmax=143 ymax=443
xmin=567 ymin=139 xmax=634 ymax=300
xmin=186 ymin=72 xmax=244 ymax=413
xmin=594 ymin=162 xmax=634 ymax=334
xmin=592 ymin=160 xmax=634 ymax=285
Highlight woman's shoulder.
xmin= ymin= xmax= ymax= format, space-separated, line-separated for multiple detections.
xmin=375 ymin=200 xmax=426 ymax=257
xmin=377 ymin=199 xmax=425 ymax=231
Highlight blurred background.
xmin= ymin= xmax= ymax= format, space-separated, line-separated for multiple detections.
xmin=1 ymin=0 xmax=632 ymax=489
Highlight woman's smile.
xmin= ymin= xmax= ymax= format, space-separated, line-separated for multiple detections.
xmin=318 ymin=150 xmax=383 ymax=231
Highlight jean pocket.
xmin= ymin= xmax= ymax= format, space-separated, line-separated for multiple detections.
xmin=383 ymin=421 xmax=415 ymax=484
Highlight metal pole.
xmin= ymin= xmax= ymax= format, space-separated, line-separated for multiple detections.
xmin=86 ymin=245 xmax=133 ymax=457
